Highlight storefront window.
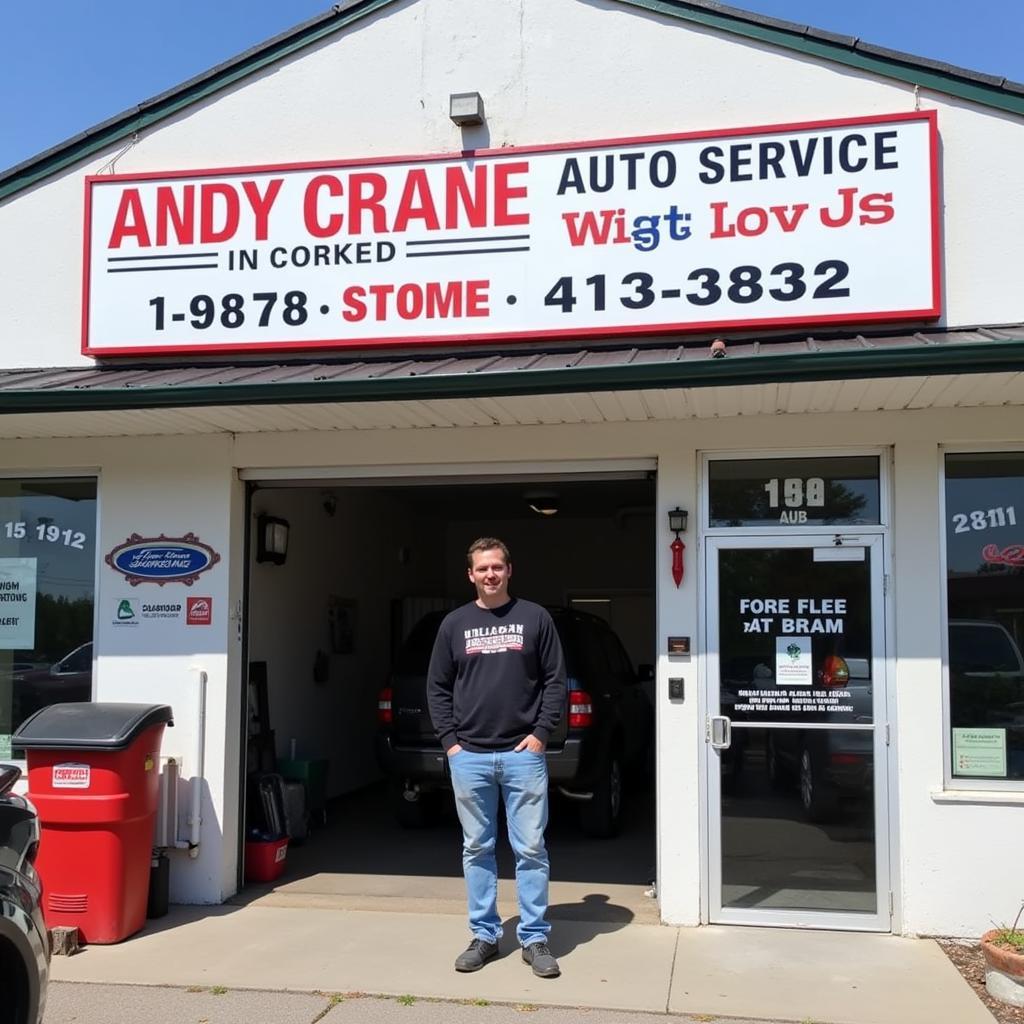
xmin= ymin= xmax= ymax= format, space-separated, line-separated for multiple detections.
xmin=944 ymin=453 xmax=1024 ymax=783
xmin=0 ymin=478 xmax=97 ymax=758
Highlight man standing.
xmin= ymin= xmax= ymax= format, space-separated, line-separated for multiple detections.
xmin=427 ymin=537 xmax=566 ymax=979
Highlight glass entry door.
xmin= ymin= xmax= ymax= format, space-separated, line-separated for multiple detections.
xmin=706 ymin=535 xmax=889 ymax=929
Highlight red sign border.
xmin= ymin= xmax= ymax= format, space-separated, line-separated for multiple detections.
xmin=82 ymin=110 xmax=941 ymax=358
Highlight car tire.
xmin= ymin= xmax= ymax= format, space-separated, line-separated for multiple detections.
xmin=0 ymin=936 xmax=32 ymax=1024
xmin=579 ymin=754 xmax=623 ymax=838
xmin=390 ymin=783 xmax=440 ymax=829
xmin=799 ymin=747 xmax=839 ymax=823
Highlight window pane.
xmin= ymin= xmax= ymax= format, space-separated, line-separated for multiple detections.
xmin=709 ymin=457 xmax=881 ymax=528
xmin=0 ymin=478 xmax=97 ymax=758
xmin=944 ymin=454 xmax=1024 ymax=782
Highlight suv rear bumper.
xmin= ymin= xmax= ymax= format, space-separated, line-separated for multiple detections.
xmin=376 ymin=735 xmax=584 ymax=789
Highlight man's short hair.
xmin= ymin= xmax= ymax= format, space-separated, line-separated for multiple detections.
xmin=466 ymin=537 xmax=511 ymax=567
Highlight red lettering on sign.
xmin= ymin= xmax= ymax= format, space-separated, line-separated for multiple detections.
xmin=494 ymin=161 xmax=529 ymax=226
xmin=108 ymin=189 xmax=151 ymax=248
xmin=349 ymin=173 xmax=388 ymax=233
xmin=445 ymin=165 xmax=488 ymax=229
xmin=341 ymin=280 xmax=490 ymax=322
xmin=242 ymin=179 xmax=283 ymax=241
xmin=156 ymin=185 xmax=194 ymax=246
xmin=199 ymin=184 xmax=240 ymax=243
xmin=393 ymin=170 xmax=440 ymax=232
xmin=982 ymin=543 xmax=1024 ymax=567
xmin=304 ymin=175 xmax=343 ymax=237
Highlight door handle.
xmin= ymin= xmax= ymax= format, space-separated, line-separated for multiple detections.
xmin=709 ymin=715 xmax=732 ymax=749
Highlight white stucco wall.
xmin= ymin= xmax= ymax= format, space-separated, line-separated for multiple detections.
xmin=1 ymin=0 xmax=1024 ymax=369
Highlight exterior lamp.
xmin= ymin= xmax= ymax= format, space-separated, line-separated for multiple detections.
xmin=256 ymin=515 xmax=289 ymax=565
xmin=668 ymin=507 xmax=688 ymax=534
xmin=668 ymin=507 xmax=687 ymax=588
xmin=449 ymin=92 xmax=485 ymax=127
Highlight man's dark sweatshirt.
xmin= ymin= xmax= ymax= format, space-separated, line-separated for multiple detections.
xmin=426 ymin=598 xmax=566 ymax=753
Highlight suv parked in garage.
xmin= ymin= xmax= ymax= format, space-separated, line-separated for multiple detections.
xmin=376 ymin=607 xmax=653 ymax=837
xmin=0 ymin=764 xmax=49 ymax=1024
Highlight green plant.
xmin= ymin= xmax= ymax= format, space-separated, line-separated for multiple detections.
xmin=397 ymin=995 xmax=416 ymax=1006
xmin=210 ymin=986 xmax=228 ymax=996
xmin=991 ymin=905 xmax=1024 ymax=950
xmin=991 ymin=901 xmax=1024 ymax=952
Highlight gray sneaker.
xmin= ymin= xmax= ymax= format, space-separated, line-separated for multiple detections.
xmin=522 ymin=941 xmax=560 ymax=978
xmin=455 ymin=938 xmax=499 ymax=972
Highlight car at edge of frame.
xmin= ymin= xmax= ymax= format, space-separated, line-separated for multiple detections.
xmin=0 ymin=763 xmax=49 ymax=1024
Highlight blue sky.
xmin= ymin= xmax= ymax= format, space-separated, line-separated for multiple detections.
xmin=2 ymin=1 xmax=1022 ymax=172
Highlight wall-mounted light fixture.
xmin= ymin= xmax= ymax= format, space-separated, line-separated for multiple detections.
xmin=449 ymin=92 xmax=485 ymax=127
xmin=256 ymin=514 xmax=289 ymax=565
xmin=668 ymin=507 xmax=688 ymax=534
xmin=668 ymin=507 xmax=687 ymax=588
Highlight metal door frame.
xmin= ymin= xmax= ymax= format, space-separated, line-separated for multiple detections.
xmin=703 ymin=532 xmax=891 ymax=930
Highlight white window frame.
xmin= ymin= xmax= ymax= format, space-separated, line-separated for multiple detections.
xmin=698 ymin=448 xmax=899 ymax=931
xmin=702 ymin=447 xmax=891 ymax=537
xmin=939 ymin=445 xmax=1024 ymax=793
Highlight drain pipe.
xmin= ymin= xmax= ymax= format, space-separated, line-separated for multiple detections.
xmin=187 ymin=668 xmax=208 ymax=858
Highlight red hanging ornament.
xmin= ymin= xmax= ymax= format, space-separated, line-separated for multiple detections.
xmin=671 ymin=536 xmax=685 ymax=588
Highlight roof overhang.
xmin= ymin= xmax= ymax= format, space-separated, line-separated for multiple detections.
xmin=1 ymin=327 xmax=1022 ymax=439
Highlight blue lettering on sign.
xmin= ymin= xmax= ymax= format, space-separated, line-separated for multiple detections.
xmin=113 ymin=545 xmax=211 ymax=579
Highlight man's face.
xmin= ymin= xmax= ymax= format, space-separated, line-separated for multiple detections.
xmin=468 ymin=548 xmax=511 ymax=604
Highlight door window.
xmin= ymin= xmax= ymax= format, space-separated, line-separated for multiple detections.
xmin=709 ymin=456 xmax=881 ymax=528
xmin=711 ymin=541 xmax=882 ymax=921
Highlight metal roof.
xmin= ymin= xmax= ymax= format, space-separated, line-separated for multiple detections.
xmin=0 ymin=325 xmax=1022 ymax=416
xmin=2 ymin=0 xmax=1023 ymax=201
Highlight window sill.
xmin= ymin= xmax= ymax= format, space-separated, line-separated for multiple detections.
xmin=930 ymin=788 xmax=1024 ymax=806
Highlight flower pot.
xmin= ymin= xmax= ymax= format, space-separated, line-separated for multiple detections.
xmin=980 ymin=928 xmax=1024 ymax=1007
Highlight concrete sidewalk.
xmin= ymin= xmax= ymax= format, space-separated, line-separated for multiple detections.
xmin=43 ymin=902 xmax=995 ymax=1024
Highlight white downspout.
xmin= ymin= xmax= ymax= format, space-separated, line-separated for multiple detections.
xmin=187 ymin=668 xmax=207 ymax=858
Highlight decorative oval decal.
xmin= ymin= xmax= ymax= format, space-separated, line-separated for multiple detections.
xmin=105 ymin=533 xmax=221 ymax=586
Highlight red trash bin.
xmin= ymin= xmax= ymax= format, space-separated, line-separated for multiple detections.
xmin=14 ymin=702 xmax=174 ymax=944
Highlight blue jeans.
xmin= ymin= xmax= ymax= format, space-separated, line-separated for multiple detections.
xmin=448 ymin=749 xmax=551 ymax=947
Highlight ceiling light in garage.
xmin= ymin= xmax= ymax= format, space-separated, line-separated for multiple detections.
xmin=525 ymin=491 xmax=559 ymax=516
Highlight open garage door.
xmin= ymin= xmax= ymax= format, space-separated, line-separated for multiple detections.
xmin=240 ymin=464 xmax=658 ymax=922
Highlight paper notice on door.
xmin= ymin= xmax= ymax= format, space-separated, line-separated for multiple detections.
xmin=0 ymin=558 xmax=37 ymax=650
xmin=775 ymin=636 xmax=813 ymax=686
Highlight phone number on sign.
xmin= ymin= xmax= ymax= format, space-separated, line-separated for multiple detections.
xmin=147 ymin=258 xmax=851 ymax=329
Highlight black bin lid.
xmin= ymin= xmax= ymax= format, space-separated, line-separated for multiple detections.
xmin=13 ymin=702 xmax=174 ymax=751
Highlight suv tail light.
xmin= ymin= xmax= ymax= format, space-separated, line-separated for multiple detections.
xmin=568 ymin=689 xmax=594 ymax=729
xmin=377 ymin=686 xmax=393 ymax=725
xmin=818 ymin=654 xmax=850 ymax=688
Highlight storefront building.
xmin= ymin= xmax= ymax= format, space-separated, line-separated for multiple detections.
xmin=1 ymin=0 xmax=1022 ymax=937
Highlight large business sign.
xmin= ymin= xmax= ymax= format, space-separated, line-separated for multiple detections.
xmin=83 ymin=111 xmax=939 ymax=356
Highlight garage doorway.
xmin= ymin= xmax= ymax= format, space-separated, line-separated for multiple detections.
xmin=240 ymin=465 xmax=658 ymax=921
